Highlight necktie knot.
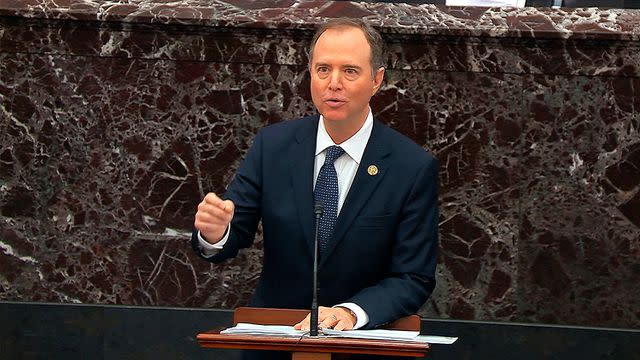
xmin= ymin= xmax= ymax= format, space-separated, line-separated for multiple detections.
xmin=324 ymin=146 xmax=345 ymax=165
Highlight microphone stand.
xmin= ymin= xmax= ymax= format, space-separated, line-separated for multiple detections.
xmin=310 ymin=204 xmax=323 ymax=336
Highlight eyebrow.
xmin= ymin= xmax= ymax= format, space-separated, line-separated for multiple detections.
xmin=313 ymin=62 xmax=362 ymax=69
xmin=342 ymin=64 xmax=362 ymax=70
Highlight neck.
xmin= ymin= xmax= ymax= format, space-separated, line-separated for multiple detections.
xmin=323 ymin=113 xmax=367 ymax=145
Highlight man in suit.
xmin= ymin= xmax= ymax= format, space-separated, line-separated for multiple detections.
xmin=192 ymin=18 xmax=439 ymax=336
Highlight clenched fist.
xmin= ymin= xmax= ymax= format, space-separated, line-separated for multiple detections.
xmin=194 ymin=193 xmax=235 ymax=244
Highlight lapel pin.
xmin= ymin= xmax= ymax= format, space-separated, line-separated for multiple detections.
xmin=367 ymin=165 xmax=379 ymax=176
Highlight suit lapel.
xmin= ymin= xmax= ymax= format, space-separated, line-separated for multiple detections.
xmin=290 ymin=115 xmax=320 ymax=257
xmin=320 ymin=121 xmax=391 ymax=267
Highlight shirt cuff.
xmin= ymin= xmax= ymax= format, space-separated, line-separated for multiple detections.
xmin=334 ymin=303 xmax=369 ymax=330
xmin=197 ymin=224 xmax=230 ymax=257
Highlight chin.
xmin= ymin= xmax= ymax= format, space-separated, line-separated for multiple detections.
xmin=320 ymin=110 xmax=349 ymax=123
xmin=322 ymin=116 xmax=344 ymax=123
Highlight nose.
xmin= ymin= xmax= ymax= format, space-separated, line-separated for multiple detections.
xmin=328 ymin=70 xmax=343 ymax=91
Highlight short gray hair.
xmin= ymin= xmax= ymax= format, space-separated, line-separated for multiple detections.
xmin=308 ymin=18 xmax=385 ymax=78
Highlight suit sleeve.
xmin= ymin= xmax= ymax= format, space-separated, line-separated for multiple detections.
xmin=347 ymin=157 xmax=439 ymax=329
xmin=191 ymin=129 xmax=264 ymax=263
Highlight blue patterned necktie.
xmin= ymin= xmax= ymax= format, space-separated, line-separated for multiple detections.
xmin=314 ymin=145 xmax=345 ymax=255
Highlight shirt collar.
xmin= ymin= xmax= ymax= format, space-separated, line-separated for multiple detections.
xmin=315 ymin=108 xmax=373 ymax=165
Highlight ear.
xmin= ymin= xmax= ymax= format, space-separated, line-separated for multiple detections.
xmin=372 ymin=67 xmax=385 ymax=95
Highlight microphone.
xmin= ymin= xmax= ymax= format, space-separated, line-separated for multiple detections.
xmin=310 ymin=203 xmax=324 ymax=336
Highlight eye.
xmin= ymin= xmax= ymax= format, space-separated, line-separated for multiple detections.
xmin=344 ymin=68 xmax=359 ymax=80
xmin=316 ymin=66 xmax=330 ymax=78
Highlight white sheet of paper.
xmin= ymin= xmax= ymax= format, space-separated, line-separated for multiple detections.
xmin=446 ymin=0 xmax=526 ymax=6
xmin=415 ymin=335 xmax=459 ymax=345
xmin=322 ymin=328 xmax=419 ymax=341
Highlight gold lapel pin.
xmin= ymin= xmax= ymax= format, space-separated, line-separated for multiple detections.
xmin=367 ymin=165 xmax=379 ymax=176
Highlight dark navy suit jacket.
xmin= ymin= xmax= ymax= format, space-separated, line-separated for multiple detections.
xmin=192 ymin=114 xmax=439 ymax=329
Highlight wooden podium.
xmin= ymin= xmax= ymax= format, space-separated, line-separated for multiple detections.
xmin=197 ymin=307 xmax=429 ymax=359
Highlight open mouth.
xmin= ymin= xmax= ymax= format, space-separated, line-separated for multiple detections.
xmin=324 ymin=98 xmax=346 ymax=107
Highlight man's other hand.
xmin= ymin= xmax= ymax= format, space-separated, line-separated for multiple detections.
xmin=294 ymin=306 xmax=356 ymax=331
xmin=194 ymin=193 xmax=235 ymax=244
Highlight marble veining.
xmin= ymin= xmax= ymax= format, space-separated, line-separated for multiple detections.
xmin=1 ymin=1 xmax=639 ymax=329
xmin=1 ymin=1 xmax=640 ymax=40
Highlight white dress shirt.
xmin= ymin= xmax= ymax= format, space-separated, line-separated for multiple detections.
xmin=198 ymin=109 xmax=374 ymax=328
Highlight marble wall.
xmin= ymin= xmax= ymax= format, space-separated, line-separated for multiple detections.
xmin=1 ymin=1 xmax=638 ymax=329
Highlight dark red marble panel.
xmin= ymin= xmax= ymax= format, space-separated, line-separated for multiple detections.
xmin=519 ymin=74 xmax=640 ymax=328
xmin=4 ymin=16 xmax=639 ymax=80
xmin=373 ymin=70 xmax=524 ymax=321
xmin=0 ymin=52 xmax=312 ymax=305
xmin=2 ymin=1 xmax=640 ymax=41
xmin=388 ymin=36 xmax=640 ymax=76
xmin=1 ymin=1 xmax=639 ymax=329
xmin=0 ymin=17 xmax=311 ymax=65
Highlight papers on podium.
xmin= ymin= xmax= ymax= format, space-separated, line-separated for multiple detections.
xmin=221 ymin=323 xmax=305 ymax=337
xmin=221 ymin=323 xmax=457 ymax=345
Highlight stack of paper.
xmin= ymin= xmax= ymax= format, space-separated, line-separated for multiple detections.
xmin=221 ymin=323 xmax=306 ymax=337
xmin=221 ymin=323 xmax=458 ymax=344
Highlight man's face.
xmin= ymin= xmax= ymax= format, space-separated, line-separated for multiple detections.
xmin=310 ymin=26 xmax=384 ymax=128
